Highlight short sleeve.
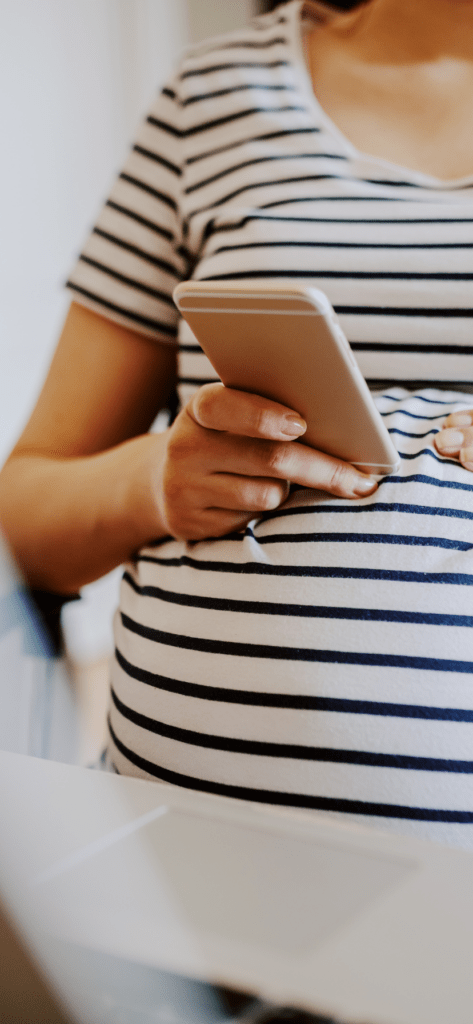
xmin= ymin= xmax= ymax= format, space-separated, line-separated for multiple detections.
xmin=66 ymin=75 xmax=188 ymax=343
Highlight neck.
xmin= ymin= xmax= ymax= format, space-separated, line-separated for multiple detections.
xmin=334 ymin=0 xmax=473 ymax=62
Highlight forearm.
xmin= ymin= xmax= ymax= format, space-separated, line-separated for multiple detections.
xmin=0 ymin=432 xmax=168 ymax=593
xmin=0 ymin=378 xmax=385 ymax=594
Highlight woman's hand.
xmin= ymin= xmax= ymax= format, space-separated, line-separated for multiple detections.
xmin=0 ymin=305 xmax=377 ymax=591
xmin=434 ymin=409 xmax=473 ymax=470
xmin=155 ymin=383 xmax=378 ymax=541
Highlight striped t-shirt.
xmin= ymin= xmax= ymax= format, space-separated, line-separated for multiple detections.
xmin=67 ymin=0 xmax=473 ymax=848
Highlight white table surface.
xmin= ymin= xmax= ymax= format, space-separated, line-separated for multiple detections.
xmin=1 ymin=750 xmax=473 ymax=1024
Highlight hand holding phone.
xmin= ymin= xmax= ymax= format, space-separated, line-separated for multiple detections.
xmin=156 ymin=381 xmax=379 ymax=541
xmin=174 ymin=281 xmax=399 ymax=477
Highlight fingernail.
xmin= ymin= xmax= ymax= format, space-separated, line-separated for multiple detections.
xmin=282 ymin=414 xmax=306 ymax=437
xmin=461 ymin=446 xmax=473 ymax=469
xmin=436 ymin=429 xmax=464 ymax=451
xmin=353 ymin=476 xmax=378 ymax=496
xmin=450 ymin=414 xmax=472 ymax=426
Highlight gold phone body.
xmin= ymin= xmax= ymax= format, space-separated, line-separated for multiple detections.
xmin=174 ymin=281 xmax=400 ymax=476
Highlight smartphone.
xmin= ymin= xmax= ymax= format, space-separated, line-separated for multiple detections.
xmin=173 ymin=281 xmax=400 ymax=476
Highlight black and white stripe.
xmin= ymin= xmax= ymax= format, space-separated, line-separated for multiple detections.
xmin=108 ymin=388 xmax=473 ymax=847
xmin=68 ymin=1 xmax=473 ymax=846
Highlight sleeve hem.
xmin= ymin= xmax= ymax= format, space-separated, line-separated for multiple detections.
xmin=67 ymin=288 xmax=179 ymax=346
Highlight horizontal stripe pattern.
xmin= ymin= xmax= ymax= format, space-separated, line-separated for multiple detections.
xmin=68 ymin=0 xmax=473 ymax=377
xmin=109 ymin=686 xmax=473 ymax=772
xmin=107 ymin=720 xmax=473 ymax=825
xmin=114 ymin=647 xmax=473 ymax=720
xmin=109 ymin=386 xmax=473 ymax=842
xmin=66 ymin=1 xmax=473 ymax=843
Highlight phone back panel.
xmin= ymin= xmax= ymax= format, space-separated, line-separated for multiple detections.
xmin=174 ymin=284 xmax=399 ymax=474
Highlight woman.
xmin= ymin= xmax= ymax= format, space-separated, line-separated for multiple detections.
xmin=1 ymin=0 xmax=473 ymax=846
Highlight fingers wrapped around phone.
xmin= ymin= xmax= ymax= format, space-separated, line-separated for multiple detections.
xmin=434 ymin=409 xmax=473 ymax=470
xmin=159 ymin=399 xmax=378 ymax=540
xmin=188 ymin=382 xmax=307 ymax=440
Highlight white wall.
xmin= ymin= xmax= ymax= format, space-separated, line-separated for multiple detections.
xmin=0 ymin=1 xmax=189 ymax=662
xmin=186 ymin=0 xmax=254 ymax=43
xmin=0 ymin=0 xmax=189 ymax=464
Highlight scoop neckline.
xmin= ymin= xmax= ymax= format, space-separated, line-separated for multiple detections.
xmin=285 ymin=0 xmax=473 ymax=191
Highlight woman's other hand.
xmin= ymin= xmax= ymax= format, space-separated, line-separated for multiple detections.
xmin=155 ymin=382 xmax=378 ymax=541
xmin=434 ymin=409 xmax=473 ymax=471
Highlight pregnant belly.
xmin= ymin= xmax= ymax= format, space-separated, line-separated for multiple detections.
xmin=108 ymin=389 xmax=473 ymax=848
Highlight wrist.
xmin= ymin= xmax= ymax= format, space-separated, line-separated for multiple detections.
xmin=117 ymin=431 xmax=169 ymax=550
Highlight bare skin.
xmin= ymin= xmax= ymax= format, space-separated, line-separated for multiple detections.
xmin=1 ymin=0 xmax=472 ymax=593
xmin=307 ymin=0 xmax=473 ymax=180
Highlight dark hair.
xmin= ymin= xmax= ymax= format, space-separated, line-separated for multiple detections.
xmin=256 ymin=1 xmax=364 ymax=10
